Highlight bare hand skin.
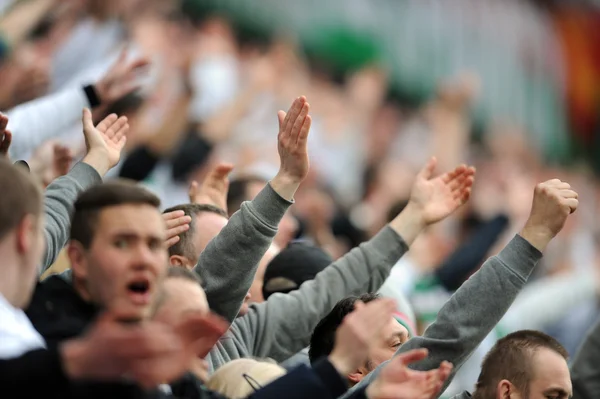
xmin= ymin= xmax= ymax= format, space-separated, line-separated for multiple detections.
xmin=519 ymin=179 xmax=579 ymax=252
xmin=270 ymin=96 xmax=312 ymax=201
xmin=390 ymin=157 xmax=475 ymax=245
xmin=162 ymin=210 xmax=192 ymax=248
xmin=366 ymin=349 xmax=453 ymax=399
xmin=328 ymin=298 xmax=397 ymax=376
xmin=81 ymin=108 xmax=128 ymax=176
xmin=189 ymin=163 xmax=234 ymax=211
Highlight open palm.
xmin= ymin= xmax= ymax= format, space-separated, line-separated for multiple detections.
xmin=82 ymin=108 xmax=128 ymax=168
xmin=409 ymin=157 xmax=475 ymax=225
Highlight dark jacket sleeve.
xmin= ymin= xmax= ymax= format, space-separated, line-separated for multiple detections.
xmin=571 ymin=317 xmax=600 ymax=399
xmin=0 ymin=348 xmax=71 ymax=398
xmin=248 ymin=358 xmax=348 ymax=399
xmin=118 ymin=146 xmax=161 ymax=181
xmin=435 ymin=214 xmax=509 ymax=291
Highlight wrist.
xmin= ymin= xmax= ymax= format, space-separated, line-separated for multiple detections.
xmin=270 ymin=171 xmax=302 ymax=202
xmin=82 ymin=150 xmax=111 ymax=177
xmin=389 ymin=202 xmax=427 ymax=246
xmin=519 ymin=222 xmax=553 ymax=252
xmin=60 ymin=339 xmax=88 ymax=380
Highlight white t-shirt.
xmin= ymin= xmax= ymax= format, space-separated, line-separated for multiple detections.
xmin=0 ymin=294 xmax=45 ymax=359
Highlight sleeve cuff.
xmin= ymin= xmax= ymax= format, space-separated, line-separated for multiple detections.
xmin=83 ymin=85 xmax=101 ymax=108
xmin=312 ymin=358 xmax=349 ymax=398
xmin=69 ymin=162 xmax=103 ymax=189
xmin=498 ymin=234 xmax=543 ymax=281
xmin=246 ymin=182 xmax=294 ymax=230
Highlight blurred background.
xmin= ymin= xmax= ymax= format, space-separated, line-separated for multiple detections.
xmin=3 ymin=0 xmax=600 ymax=397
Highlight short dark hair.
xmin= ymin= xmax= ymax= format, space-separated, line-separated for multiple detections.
xmin=0 ymin=158 xmax=42 ymax=240
xmin=163 ymin=203 xmax=228 ymax=259
xmin=227 ymin=176 xmax=266 ymax=216
xmin=309 ymin=293 xmax=380 ymax=363
xmin=473 ymin=330 xmax=569 ymax=399
xmin=70 ymin=180 xmax=161 ymax=249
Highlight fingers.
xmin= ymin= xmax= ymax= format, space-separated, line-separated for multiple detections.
xmin=418 ymin=157 xmax=438 ymax=180
xmin=297 ymin=115 xmax=312 ymax=146
xmin=565 ymin=198 xmax=579 ymax=214
xmin=0 ymin=130 xmax=12 ymax=155
xmin=82 ymin=108 xmax=96 ymax=130
xmin=163 ymin=210 xmax=186 ymax=222
xmin=212 ymin=163 xmax=234 ymax=179
xmin=277 ymin=110 xmax=286 ymax=129
xmin=104 ymin=116 xmax=128 ymax=139
xmin=188 ymin=181 xmax=199 ymax=201
xmin=165 ymin=236 xmax=180 ymax=248
xmin=291 ymin=102 xmax=310 ymax=142
xmin=396 ymin=348 xmax=429 ymax=366
xmin=281 ymin=96 xmax=306 ymax=135
xmin=95 ymin=113 xmax=118 ymax=133
xmin=0 ymin=112 xmax=8 ymax=132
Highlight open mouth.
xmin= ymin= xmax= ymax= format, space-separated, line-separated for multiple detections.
xmin=126 ymin=278 xmax=152 ymax=305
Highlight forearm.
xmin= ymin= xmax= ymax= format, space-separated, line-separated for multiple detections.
xmin=195 ymin=182 xmax=293 ymax=322
xmin=388 ymin=202 xmax=426 ymax=246
xmin=349 ymin=235 xmax=542 ymax=394
xmin=249 ymin=227 xmax=408 ymax=361
xmin=42 ymin=162 xmax=102 ymax=271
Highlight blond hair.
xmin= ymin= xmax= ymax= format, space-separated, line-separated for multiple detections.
xmin=206 ymin=358 xmax=286 ymax=398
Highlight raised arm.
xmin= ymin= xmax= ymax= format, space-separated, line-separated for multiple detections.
xmin=194 ymin=96 xmax=312 ymax=322
xmin=42 ymin=108 xmax=129 ymax=271
xmin=236 ymin=159 xmax=475 ymax=362
xmin=351 ymin=179 xmax=579 ymax=395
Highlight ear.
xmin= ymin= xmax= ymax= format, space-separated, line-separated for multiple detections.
xmin=497 ymin=379 xmax=516 ymax=399
xmin=15 ymin=214 xmax=36 ymax=255
xmin=169 ymin=254 xmax=193 ymax=270
xmin=67 ymin=241 xmax=89 ymax=280
xmin=347 ymin=367 xmax=368 ymax=385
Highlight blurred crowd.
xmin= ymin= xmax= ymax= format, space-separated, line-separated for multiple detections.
xmin=1 ymin=0 xmax=600 ymax=398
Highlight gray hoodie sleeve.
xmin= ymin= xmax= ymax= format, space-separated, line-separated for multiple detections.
xmin=42 ymin=162 xmax=102 ymax=272
xmin=194 ymin=183 xmax=292 ymax=323
xmin=233 ymin=226 xmax=408 ymax=363
xmin=349 ymin=234 xmax=542 ymax=396
xmin=571 ymin=317 xmax=600 ymax=399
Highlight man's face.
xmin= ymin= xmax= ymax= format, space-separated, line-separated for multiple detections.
xmin=524 ymin=348 xmax=571 ymax=399
xmin=70 ymin=204 xmax=167 ymax=321
xmin=348 ymin=316 xmax=410 ymax=385
xmin=153 ymin=277 xmax=210 ymax=381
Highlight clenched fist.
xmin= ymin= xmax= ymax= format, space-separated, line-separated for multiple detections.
xmin=520 ymin=179 xmax=578 ymax=252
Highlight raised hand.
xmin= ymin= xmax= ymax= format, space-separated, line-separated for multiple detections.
xmin=163 ymin=210 xmax=192 ymax=248
xmin=94 ymin=48 xmax=149 ymax=105
xmin=520 ymin=179 xmax=579 ymax=252
xmin=366 ymin=349 xmax=453 ymax=399
xmin=188 ymin=163 xmax=234 ymax=211
xmin=408 ymin=157 xmax=475 ymax=225
xmin=328 ymin=298 xmax=397 ymax=376
xmin=82 ymin=108 xmax=128 ymax=175
xmin=271 ymin=96 xmax=312 ymax=201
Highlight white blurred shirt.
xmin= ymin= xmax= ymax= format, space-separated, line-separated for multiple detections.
xmin=0 ymin=294 xmax=45 ymax=359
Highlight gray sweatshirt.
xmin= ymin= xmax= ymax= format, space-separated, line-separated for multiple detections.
xmin=571 ymin=317 xmax=600 ymax=399
xmin=348 ymin=235 xmax=542 ymax=398
xmin=205 ymin=226 xmax=408 ymax=372
xmin=41 ymin=162 xmax=102 ymax=272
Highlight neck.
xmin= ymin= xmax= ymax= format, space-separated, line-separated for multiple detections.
xmin=0 ymin=240 xmax=23 ymax=309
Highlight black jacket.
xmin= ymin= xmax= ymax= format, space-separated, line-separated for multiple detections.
xmin=21 ymin=276 xmax=353 ymax=399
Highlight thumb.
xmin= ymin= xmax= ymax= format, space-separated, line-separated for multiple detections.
xmin=395 ymin=348 xmax=429 ymax=367
xmin=189 ymin=181 xmax=198 ymax=197
xmin=212 ymin=163 xmax=234 ymax=180
xmin=82 ymin=108 xmax=94 ymax=131
xmin=418 ymin=157 xmax=437 ymax=180
xmin=277 ymin=110 xmax=286 ymax=129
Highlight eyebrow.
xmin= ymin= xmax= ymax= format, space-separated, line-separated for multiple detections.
xmin=113 ymin=232 xmax=165 ymax=242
